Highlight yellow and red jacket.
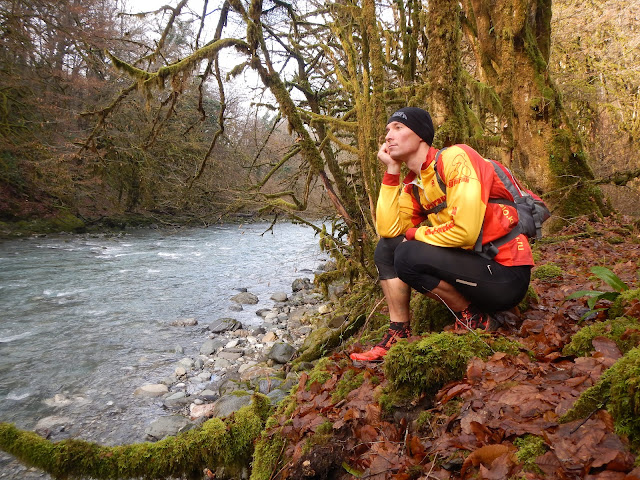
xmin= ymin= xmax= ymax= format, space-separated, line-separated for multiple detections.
xmin=376 ymin=144 xmax=534 ymax=267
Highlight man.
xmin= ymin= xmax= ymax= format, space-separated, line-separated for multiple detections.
xmin=350 ymin=107 xmax=534 ymax=362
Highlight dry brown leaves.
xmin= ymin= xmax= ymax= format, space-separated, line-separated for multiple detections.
xmin=273 ymin=217 xmax=640 ymax=480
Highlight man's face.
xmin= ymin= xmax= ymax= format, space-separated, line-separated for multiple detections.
xmin=384 ymin=121 xmax=423 ymax=162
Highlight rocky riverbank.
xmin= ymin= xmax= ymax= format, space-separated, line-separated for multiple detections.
xmin=129 ymin=271 xmax=341 ymax=444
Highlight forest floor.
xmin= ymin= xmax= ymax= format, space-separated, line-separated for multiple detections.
xmin=263 ymin=216 xmax=640 ymax=480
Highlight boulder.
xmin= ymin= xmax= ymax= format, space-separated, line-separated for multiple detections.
xmin=134 ymin=384 xmax=169 ymax=397
xmin=268 ymin=343 xmax=297 ymax=364
xmin=145 ymin=415 xmax=192 ymax=440
xmin=200 ymin=338 xmax=226 ymax=355
xmin=230 ymin=292 xmax=259 ymax=305
xmin=212 ymin=393 xmax=252 ymax=418
xmin=271 ymin=292 xmax=288 ymax=302
xmin=209 ymin=318 xmax=243 ymax=333
xmin=292 ymin=278 xmax=312 ymax=292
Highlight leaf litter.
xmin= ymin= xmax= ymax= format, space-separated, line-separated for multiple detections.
xmin=270 ymin=217 xmax=640 ymax=479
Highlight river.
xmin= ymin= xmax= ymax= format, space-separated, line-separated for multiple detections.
xmin=0 ymin=222 xmax=326 ymax=478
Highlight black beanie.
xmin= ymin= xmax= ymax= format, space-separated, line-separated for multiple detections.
xmin=387 ymin=107 xmax=434 ymax=146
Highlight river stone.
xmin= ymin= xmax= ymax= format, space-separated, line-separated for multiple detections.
xmin=175 ymin=366 xmax=187 ymax=378
xmin=134 ymin=384 xmax=169 ymax=397
xmin=200 ymin=338 xmax=226 ymax=355
xmin=271 ymin=292 xmax=288 ymax=302
xmin=268 ymin=343 xmax=296 ymax=364
xmin=178 ymin=357 xmax=194 ymax=369
xmin=165 ymin=391 xmax=187 ymax=402
xmin=257 ymin=377 xmax=283 ymax=394
xmin=189 ymin=402 xmax=217 ymax=420
xmin=240 ymin=365 xmax=277 ymax=382
xmin=218 ymin=351 xmax=243 ymax=361
xmin=35 ymin=416 xmax=73 ymax=431
xmin=199 ymin=389 xmax=218 ymax=401
xmin=145 ymin=415 xmax=192 ymax=440
xmin=209 ymin=318 xmax=243 ymax=333
xmin=291 ymin=278 xmax=312 ymax=292
xmin=262 ymin=331 xmax=277 ymax=343
xmin=170 ymin=318 xmax=198 ymax=327
xmin=230 ymin=292 xmax=259 ymax=305
xmin=212 ymin=393 xmax=252 ymax=418
xmin=267 ymin=389 xmax=289 ymax=405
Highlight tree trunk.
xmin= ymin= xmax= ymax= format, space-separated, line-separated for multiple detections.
xmin=462 ymin=0 xmax=607 ymax=221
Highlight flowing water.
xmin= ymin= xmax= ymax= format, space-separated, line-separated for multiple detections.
xmin=0 ymin=222 xmax=326 ymax=478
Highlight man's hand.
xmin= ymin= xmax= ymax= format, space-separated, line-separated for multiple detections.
xmin=378 ymin=142 xmax=402 ymax=175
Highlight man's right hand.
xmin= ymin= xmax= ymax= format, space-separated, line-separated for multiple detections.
xmin=378 ymin=143 xmax=402 ymax=175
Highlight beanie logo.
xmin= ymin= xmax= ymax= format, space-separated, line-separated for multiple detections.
xmin=391 ymin=111 xmax=408 ymax=120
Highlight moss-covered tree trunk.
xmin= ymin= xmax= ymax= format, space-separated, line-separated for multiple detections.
xmin=462 ymin=0 xmax=606 ymax=220
xmin=426 ymin=0 xmax=472 ymax=147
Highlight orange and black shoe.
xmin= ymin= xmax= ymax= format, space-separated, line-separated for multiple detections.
xmin=350 ymin=322 xmax=411 ymax=362
xmin=454 ymin=307 xmax=489 ymax=332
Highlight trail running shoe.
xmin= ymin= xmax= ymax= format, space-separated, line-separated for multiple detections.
xmin=350 ymin=323 xmax=411 ymax=362
xmin=454 ymin=309 xmax=489 ymax=332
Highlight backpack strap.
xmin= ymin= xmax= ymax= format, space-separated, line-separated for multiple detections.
xmin=410 ymin=148 xmax=448 ymax=216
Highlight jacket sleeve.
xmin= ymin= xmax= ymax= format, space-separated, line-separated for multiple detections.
xmin=375 ymin=172 xmax=425 ymax=238
xmin=411 ymin=147 xmax=487 ymax=248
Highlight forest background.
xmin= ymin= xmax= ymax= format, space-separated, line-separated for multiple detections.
xmin=1 ymin=0 xmax=639 ymax=245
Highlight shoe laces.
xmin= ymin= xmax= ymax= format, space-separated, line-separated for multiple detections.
xmin=376 ymin=324 xmax=411 ymax=349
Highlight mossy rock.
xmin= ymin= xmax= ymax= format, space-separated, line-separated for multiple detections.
xmin=294 ymin=313 xmax=366 ymax=364
xmin=409 ymin=295 xmax=452 ymax=334
xmin=0 ymin=394 xmax=272 ymax=480
xmin=561 ymin=346 xmax=640 ymax=448
xmin=563 ymin=317 xmax=640 ymax=357
xmin=608 ymin=288 xmax=640 ymax=320
xmin=383 ymin=331 xmax=523 ymax=398
xmin=532 ymin=263 xmax=563 ymax=281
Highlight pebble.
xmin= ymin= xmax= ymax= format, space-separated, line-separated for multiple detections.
xmin=134 ymin=275 xmax=331 ymax=434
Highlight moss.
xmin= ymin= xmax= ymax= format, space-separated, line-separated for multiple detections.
xmin=306 ymin=357 xmax=333 ymax=389
xmin=532 ymin=263 xmax=563 ymax=281
xmin=518 ymin=284 xmax=540 ymax=312
xmin=250 ymin=433 xmax=287 ymax=480
xmin=563 ymin=317 xmax=640 ymax=357
xmin=294 ymin=313 xmax=366 ymax=364
xmin=331 ymin=370 xmax=365 ymax=403
xmin=416 ymin=411 xmax=434 ymax=430
xmin=607 ymin=236 xmax=625 ymax=245
xmin=0 ymin=394 xmax=272 ymax=479
xmin=608 ymin=289 xmax=640 ymax=320
xmin=514 ymin=435 xmax=547 ymax=473
xmin=410 ymin=295 xmax=453 ymax=334
xmin=383 ymin=332 xmax=523 ymax=398
xmin=561 ymin=346 xmax=640 ymax=448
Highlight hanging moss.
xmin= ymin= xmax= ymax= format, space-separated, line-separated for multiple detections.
xmin=560 ymin=347 xmax=640 ymax=448
xmin=383 ymin=332 xmax=523 ymax=398
xmin=0 ymin=394 xmax=272 ymax=480
xmin=563 ymin=317 xmax=640 ymax=357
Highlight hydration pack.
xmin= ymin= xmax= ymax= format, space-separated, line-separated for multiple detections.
xmin=413 ymin=147 xmax=551 ymax=260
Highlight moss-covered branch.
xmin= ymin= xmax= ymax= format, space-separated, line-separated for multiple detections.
xmin=0 ymin=394 xmax=272 ymax=480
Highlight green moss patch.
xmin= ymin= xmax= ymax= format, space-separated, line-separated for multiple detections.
xmin=563 ymin=317 xmax=640 ymax=357
xmin=383 ymin=332 xmax=523 ymax=398
xmin=561 ymin=346 xmax=640 ymax=448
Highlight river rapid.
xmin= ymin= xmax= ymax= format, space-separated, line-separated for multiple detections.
xmin=0 ymin=222 xmax=326 ymax=478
